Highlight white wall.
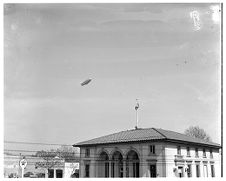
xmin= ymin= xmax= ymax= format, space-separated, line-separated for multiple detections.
xmin=78 ymin=143 xmax=221 ymax=178
xmin=79 ymin=142 xmax=167 ymax=178
xmin=64 ymin=162 xmax=79 ymax=178
xmin=164 ymin=143 xmax=221 ymax=178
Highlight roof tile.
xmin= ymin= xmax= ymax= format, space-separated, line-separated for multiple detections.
xmin=74 ymin=128 xmax=220 ymax=148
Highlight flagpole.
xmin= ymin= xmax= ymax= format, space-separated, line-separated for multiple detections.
xmin=135 ymin=99 xmax=139 ymax=129
xmin=136 ymin=107 xmax=138 ymax=129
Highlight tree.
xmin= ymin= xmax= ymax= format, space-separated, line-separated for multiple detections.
xmin=55 ymin=145 xmax=79 ymax=162
xmin=35 ymin=149 xmax=63 ymax=177
xmin=35 ymin=146 xmax=79 ymax=177
xmin=184 ymin=126 xmax=211 ymax=141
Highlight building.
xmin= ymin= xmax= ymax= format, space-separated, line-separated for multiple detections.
xmin=73 ymin=127 xmax=221 ymax=178
xmin=4 ymin=153 xmax=79 ymax=178
xmin=45 ymin=160 xmax=79 ymax=178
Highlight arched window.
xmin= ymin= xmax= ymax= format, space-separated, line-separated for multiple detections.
xmin=111 ymin=151 xmax=123 ymax=178
xmin=98 ymin=151 xmax=109 ymax=177
xmin=126 ymin=150 xmax=139 ymax=177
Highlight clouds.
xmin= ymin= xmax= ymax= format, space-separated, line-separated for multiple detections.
xmin=5 ymin=3 xmax=220 ymax=51
xmin=4 ymin=3 xmax=221 ymax=144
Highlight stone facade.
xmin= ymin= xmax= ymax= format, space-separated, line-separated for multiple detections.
xmin=78 ymin=141 xmax=221 ymax=178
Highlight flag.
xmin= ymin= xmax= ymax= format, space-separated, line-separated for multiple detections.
xmin=135 ymin=102 xmax=139 ymax=110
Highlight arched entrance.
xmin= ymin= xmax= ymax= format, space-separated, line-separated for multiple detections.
xmin=126 ymin=150 xmax=139 ymax=177
xmin=98 ymin=151 xmax=109 ymax=177
xmin=111 ymin=151 xmax=123 ymax=177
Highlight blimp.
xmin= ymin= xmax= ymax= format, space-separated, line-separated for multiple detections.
xmin=81 ymin=78 xmax=92 ymax=86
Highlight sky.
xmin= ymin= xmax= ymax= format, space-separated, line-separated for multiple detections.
xmin=4 ymin=3 xmax=221 ymax=150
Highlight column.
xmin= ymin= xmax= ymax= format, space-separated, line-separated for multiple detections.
xmin=90 ymin=160 xmax=94 ymax=177
xmin=191 ymin=161 xmax=196 ymax=178
xmin=45 ymin=169 xmax=48 ymax=178
xmin=129 ymin=162 xmax=133 ymax=177
xmin=208 ymin=162 xmax=212 ymax=177
xmin=53 ymin=169 xmax=56 ymax=178
xmin=61 ymin=169 xmax=64 ymax=178
xmin=200 ymin=162 xmax=204 ymax=177
xmin=79 ymin=162 xmax=83 ymax=178
xmin=123 ymin=160 xmax=126 ymax=177
xmin=109 ymin=161 xmax=112 ymax=177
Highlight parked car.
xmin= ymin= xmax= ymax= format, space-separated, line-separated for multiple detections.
xmin=36 ymin=172 xmax=45 ymax=178
xmin=24 ymin=171 xmax=34 ymax=178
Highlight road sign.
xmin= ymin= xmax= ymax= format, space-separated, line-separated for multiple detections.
xmin=19 ymin=159 xmax=27 ymax=169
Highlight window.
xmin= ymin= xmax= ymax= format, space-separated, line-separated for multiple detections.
xmin=56 ymin=169 xmax=63 ymax=178
xmin=211 ymin=165 xmax=215 ymax=177
xmin=85 ymin=148 xmax=90 ymax=157
xmin=150 ymin=145 xmax=155 ymax=154
xmin=196 ymin=164 xmax=200 ymax=177
xmin=150 ymin=164 xmax=156 ymax=177
xmin=210 ymin=150 xmax=213 ymax=159
xmin=48 ymin=169 xmax=54 ymax=178
xmin=203 ymin=148 xmax=206 ymax=158
xmin=177 ymin=146 xmax=181 ymax=155
xmin=85 ymin=164 xmax=90 ymax=177
xmin=195 ymin=148 xmax=199 ymax=157
xmin=187 ymin=147 xmax=190 ymax=157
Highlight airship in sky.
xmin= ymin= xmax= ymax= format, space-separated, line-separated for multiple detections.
xmin=81 ymin=78 xmax=92 ymax=86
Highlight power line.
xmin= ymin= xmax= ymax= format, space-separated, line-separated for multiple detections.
xmin=4 ymin=141 xmax=73 ymax=146
xmin=3 ymin=159 xmax=219 ymax=166
xmin=4 ymin=140 xmax=219 ymax=151
xmin=4 ymin=151 xmax=217 ymax=161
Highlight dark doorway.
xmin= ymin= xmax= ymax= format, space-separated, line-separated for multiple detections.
xmin=132 ymin=162 xmax=139 ymax=177
xmin=150 ymin=164 xmax=156 ymax=177
xmin=99 ymin=151 xmax=109 ymax=177
xmin=126 ymin=150 xmax=139 ymax=177
xmin=48 ymin=169 xmax=54 ymax=178
xmin=111 ymin=151 xmax=123 ymax=178
xmin=187 ymin=164 xmax=192 ymax=177
xmin=105 ymin=162 xmax=109 ymax=177
xmin=178 ymin=166 xmax=183 ymax=178
xmin=56 ymin=169 xmax=63 ymax=178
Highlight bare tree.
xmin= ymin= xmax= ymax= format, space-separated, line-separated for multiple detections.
xmin=184 ymin=126 xmax=211 ymax=141
xmin=55 ymin=145 xmax=79 ymax=162
xmin=34 ymin=146 xmax=79 ymax=177
xmin=35 ymin=149 xmax=63 ymax=177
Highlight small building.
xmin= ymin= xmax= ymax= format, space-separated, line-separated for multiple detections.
xmin=4 ymin=153 xmax=79 ymax=178
xmin=64 ymin=162 xmax=79 ymax=178
xmin=43 ymin=159 xmax=79 ymax=178
xmin=73 ymin=127 xmax=221 ymax=178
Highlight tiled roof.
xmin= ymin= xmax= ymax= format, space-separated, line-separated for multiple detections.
xmin=73 ymin=128 xmax=220 ymax=148
xmin=155 ymin=128 xmax=220 ymax=147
